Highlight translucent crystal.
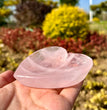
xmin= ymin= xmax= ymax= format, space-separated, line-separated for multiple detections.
xmin=14 ymin=46 xmax=93 ymax=88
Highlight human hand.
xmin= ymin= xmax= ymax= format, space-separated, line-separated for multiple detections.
xmin=0 ymin=70 xmax=83 ymax=110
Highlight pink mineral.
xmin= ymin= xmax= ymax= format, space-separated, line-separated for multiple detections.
xmin=14 ymin=46 xmax=93 ymax=88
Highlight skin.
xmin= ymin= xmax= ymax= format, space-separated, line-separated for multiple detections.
xmin=0 ymin=70 xmax=83 ymax=110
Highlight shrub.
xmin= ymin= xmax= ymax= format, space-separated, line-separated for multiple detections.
xmin=84 ymin=89 xmax=107 ymax=110
xmin=84 ymin=81 xmax=106 ymax=91
xmin=1 ymin=28 xmax=45 ymax=52
xmin=93 ymin=17 xmax=100 ymax=22
xmin=59 ymin=0 xmax=79 ymax=6
xmin=0 ymin=0 xmax=12 ymax=26
xmin=14 ymin=0 xmax=53 ymax=28
xmin=1 ymin=28 xmax=84 ymax=53
xmin=42 ymin=5 xmax=88 ymax=40
xmin=1 ymin=28 xmax=106 ymax=57
xmin=0 ymin=39 xmax=21 ymax=72
xmin=84 ymin=31 xmax=107 ymax=57
xmin=37 ymin=0 xmax=58 ymax=8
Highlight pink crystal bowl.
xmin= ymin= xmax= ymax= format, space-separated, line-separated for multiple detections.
xmin=14 ymin=46 xmax=93 ymax=88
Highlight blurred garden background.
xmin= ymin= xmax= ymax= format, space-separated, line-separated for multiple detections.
xmin=0 ymin=0 xmax=107 ymax=110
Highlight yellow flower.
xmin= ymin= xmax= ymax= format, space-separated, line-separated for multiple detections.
xmin=96 ymin=69 xmax=102 ymax=74
xmin=2 ymin=68 xmax=5 ymax=72
xmin=28 ymin=50 xmax=33 ymax=56
xmin=0 ymin=39 xmax=2 ymax=43
xmin=42 ymin=5 xmax=88 ymax=39
xmin=93 ymin=59 xmax=98 ymax=66
xmin=99 ymin=30 xmax=106 ymax=35
xmin=103 ymin=71 xmax=107 ymax=76
xmin=104 ymin=101 xmax=107 ymax=105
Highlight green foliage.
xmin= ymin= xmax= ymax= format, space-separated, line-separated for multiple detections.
xmin=14 ymin=0 xmax=53 ymax=27
xmin=4 ymin=0 xmax=20 ymax=6
xmin=42 ymin=5 xmax=88 ymax=40
xmin=60 ymin=0 xmax=79 ymax=6
xmin=100 ymin=1 xmax=107 ymax=11
xmin=0 ymin=0 xmax=5 ymax=8
xmin=90 ymin=1 xmax=107 ymax=19
xmin=90 ymin=5 xmax=100 ymax=11
xmin=0 ymin=0 xmax=12 ymax=26
xmin=37 ymin=0 xmax=58 ymax=8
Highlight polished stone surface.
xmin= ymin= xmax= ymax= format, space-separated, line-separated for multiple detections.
xmin=14 ymin=46 xmax=93 ymax=88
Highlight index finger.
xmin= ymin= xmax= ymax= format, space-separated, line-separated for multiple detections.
xmin=60 ymin=81 xmax=83 ymax=106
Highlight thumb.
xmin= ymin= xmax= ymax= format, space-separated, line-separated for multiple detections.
xmin=0 ymin=70 xmax=15 ymax=88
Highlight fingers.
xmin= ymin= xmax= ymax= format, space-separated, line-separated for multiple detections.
xmin=60 ymin=81 xmax=83 ymax=107
xmin=0 ymin=70 xmax=15 ymax=88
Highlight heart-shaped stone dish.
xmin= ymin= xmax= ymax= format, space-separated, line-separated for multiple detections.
xmin=14 ymin=46 xmax=93 ymax=88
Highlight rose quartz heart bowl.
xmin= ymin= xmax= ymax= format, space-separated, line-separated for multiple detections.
xmin=14 ymin=46 xmax=93 ymax=88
